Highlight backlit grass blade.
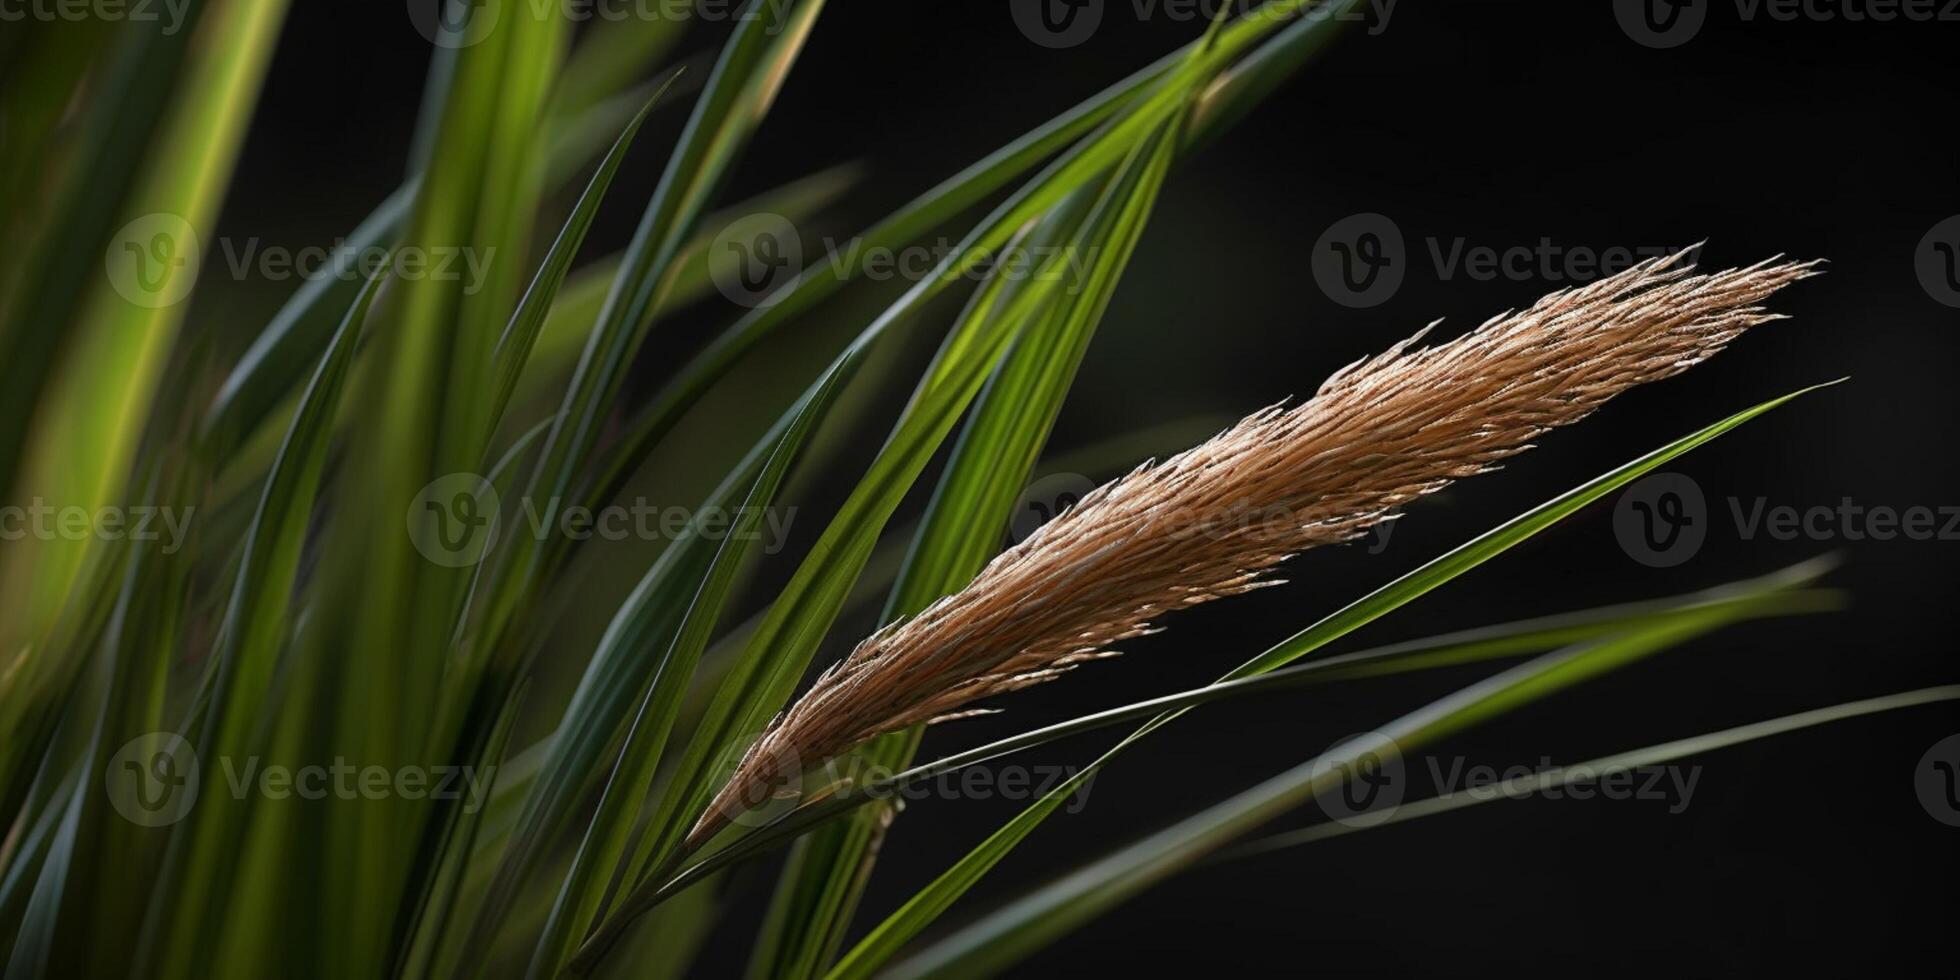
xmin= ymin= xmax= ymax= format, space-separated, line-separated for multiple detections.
xmin=197 ymin=51 xmax=697 ymax=463
xmin=472 ymin=0 xmax=825 ymax=674
xmin=883 ymin=582 xmax=1807 ymax=977
xmin=1219 ymin=685 xmax=1960 ymax=861
xmin=754 ymin=116 xmax=1187 ymax=980
xmin=825 ymin=382 xmax=1840 ymax=979
xmin=316 ymin=3 xmax=568 ymax=971
xmin=0 ymin=0 xmax=289 ymax=814
xmin=140 ymin=270 xmax=383 ymax=980
xmin=487 ymin=72 xmax=682 ymax=433
xmin=618 ymin=568 xmax=1838 ymax=910
xmin=522 ymin=362 xmax=851 ymax=980
xmin=566 ymin=216 xmax=1101 ymax=973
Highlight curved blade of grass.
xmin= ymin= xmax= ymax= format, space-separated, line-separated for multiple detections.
xmin=0 ymin=0 xmax=289 ymax=731
xmin=1218 ymin=685 xmax=1960 ymax=862
xmin=883 ymin=584 xmax=1803 ymax=978
xmin=824 ymin=381 xmax=1841 ymax=978
xmin=522 ymin=361 xmax=850 ymax=979
xmin=395 ymin=677 xmax=530 ymax=980
xmin=565 ymin=212 xmax=1109 ymax=973
xmin=621 ymin=568 xmax=1838 ymax=909
xmin=616 ymin=226 xmax=1070 ymax=896
xmin=0 ymin=14 xmax=193 ymax=503
xmin=487 ymin=71 xmax=682 ymax=430
xmin=473 ymin=0 xmax=825 ymax=672
xmin=197 ymin=53 xmax=702 ymax=461
xmin=137 ymin=270 xmax=383 ymax=980
xmin=0 ymin=535 xmax=162 ymax=976
xmin=550 ymin=8 xmax=691 ymax=122
xmin=754 ymin=115 xmax=1188 ymax=980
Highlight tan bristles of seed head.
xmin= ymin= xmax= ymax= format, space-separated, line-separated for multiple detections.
xmin=687 ymin=248 xmax=1820 ymax=849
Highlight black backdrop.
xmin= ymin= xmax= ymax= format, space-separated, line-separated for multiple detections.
xmin=223 ymin=2 xmax=1957 ymax=975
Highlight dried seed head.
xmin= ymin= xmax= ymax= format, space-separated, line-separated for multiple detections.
xmin=690 ymin=249 xmax=1819 ymax=847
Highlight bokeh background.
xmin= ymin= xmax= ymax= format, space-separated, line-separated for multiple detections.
xmin=198 ymin=1 xmax=1956 ymax=974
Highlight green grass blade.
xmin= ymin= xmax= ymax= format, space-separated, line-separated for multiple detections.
xmin=523 ymin=362 xmax=851 ymax=980
xmin=623 ymin=570 xmax=1838 ymax=909
xmin=0 ymin=0 xmax=289 ymax=725
xmin=754 ymin=116 xmax=1188 ymax=980
xmin=884 ymin=577 xmax=1812 ymax=977
xmin=473 ymin=0 xmax=825 ymax=674
xmin=1220 ymin=685 xmax=1960 ymax=861
xmin=140 ymin=271 xmax=382 ymax=980
xmin=487 ymin=72 xmax=682 ymax=429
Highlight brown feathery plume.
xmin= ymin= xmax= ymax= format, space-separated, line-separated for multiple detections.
xmin=689 ymin=248 xmax=1818 ymax=848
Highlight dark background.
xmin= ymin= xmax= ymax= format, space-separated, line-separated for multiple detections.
xmin=223 ymin=1 xmax=1956 ymax=975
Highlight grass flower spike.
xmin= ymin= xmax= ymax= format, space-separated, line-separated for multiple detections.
xmin=693 ymin=250 xmax=1819 ymax=845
